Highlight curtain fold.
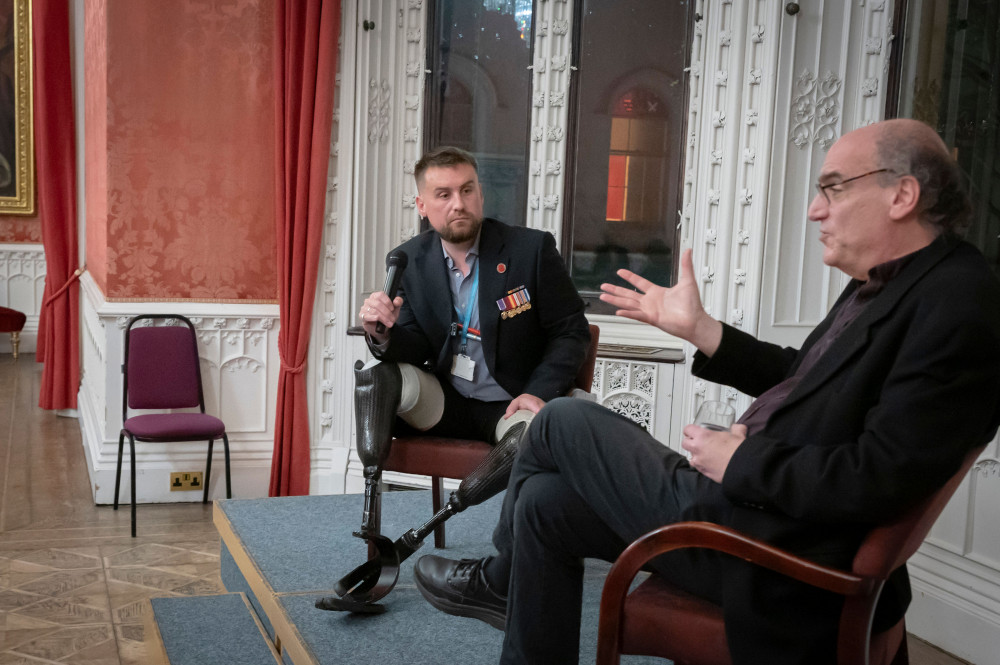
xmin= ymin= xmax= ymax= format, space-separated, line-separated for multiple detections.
xmin=269 ymin=0 xmax=340 ymax=496
xmin=33 ymin=0 xmax=80 ymax=410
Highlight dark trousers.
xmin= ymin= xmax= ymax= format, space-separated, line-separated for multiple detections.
xmin=490 ymin=398 xmax=731 ymax=665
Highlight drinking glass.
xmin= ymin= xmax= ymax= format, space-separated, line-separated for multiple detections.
xmin=694 ymin=400 xmax=736 ymax=432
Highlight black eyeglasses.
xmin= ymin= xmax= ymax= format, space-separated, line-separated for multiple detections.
xmin=815 ymin=168 xmax=894 ymax=204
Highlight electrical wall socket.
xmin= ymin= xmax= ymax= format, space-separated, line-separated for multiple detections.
xmin=169 ymin=471 xmax=204 ymax=491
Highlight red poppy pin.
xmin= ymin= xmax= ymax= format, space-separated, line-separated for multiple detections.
xmin=497 ymin=263 xmax=507 ymax=274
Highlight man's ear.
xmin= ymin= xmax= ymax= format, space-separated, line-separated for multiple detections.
xmin=415 ymin=194 xmax=426 ymax=218
xmin=889 ymin=174 xmax=920 ymax=221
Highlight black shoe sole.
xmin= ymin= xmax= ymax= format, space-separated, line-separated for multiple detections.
xmin=414 ymin=576 xmax=506 ymax=631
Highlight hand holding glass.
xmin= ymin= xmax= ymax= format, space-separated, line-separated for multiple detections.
xmin=694 ymin=400 xmax=736 ymax=432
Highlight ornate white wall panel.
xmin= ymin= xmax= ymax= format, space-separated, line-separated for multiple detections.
xmin=349 ymin=0 xmax=426 ymax=312
xmin=77 ymin=272 xmax=279 ymax=505
xmin=757 ymin=0 xmax=892 ymax=349
xmin=524 ymin=0 xmax=573 ymax=241
xmin=0 ymin=244 xmax=45 ymax=354
xmin=677 ymin=0 xmax=782 ymax=425
xmin=591 ymin=359 xmax=656 ymax=434
xmin=907 ymin=434 xmax=1000 ymax=662
xmin=316 ymin=0 xmax=426 ymax=494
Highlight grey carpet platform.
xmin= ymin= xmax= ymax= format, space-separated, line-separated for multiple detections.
xmin=208 ymin=490 xmax=666 ymax=665
xmin=147 ymin=593 xmax=280 ymax=665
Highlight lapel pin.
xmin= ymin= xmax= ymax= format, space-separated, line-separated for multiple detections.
xmin=497 ymin=263 xmax=507 ymax=274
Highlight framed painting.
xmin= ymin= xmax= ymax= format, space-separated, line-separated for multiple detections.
xmin=0 ymin=0 xmax=33 ymax=215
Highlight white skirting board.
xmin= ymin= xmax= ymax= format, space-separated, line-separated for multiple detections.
xmin=906 ymin=548 xmax=1000 ymax=665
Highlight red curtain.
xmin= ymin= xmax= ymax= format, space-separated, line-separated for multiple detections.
xmin=269 ymin=0 xmax=340 ymax=495
xmin=34 ymin=0 xmax=80 ymax=410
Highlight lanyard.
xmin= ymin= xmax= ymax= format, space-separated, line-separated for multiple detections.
xmin=453 ymin=260 xmax=479 ymax=354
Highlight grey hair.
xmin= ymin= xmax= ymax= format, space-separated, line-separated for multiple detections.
xmin=875 ymin=126 xmax=972 ymax=235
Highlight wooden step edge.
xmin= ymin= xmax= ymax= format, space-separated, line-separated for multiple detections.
xmin=213 ymin=501 xmax=318 ymax=665
xmin=143 ymin=592 xmax=283 ymax=665
xmin=144 ymin=597 xmax=170 ymax=665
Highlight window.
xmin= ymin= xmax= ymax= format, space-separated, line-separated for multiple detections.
xmin=563 ymin=1 xmax=691 ymax=302
xmin=422 ymin=0 xmax=694 ymax=298
xmin=424 ymin=0 xmax=534 ymax=225
xmin=892 ymin=0 xmax=1000 ymax=275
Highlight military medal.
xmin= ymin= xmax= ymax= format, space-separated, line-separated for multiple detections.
xmin=497 ymin=286 xmax=532 ymax=319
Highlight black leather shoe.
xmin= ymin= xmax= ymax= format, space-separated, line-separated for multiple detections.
xmin=414 ymin=555 xmax=507 ymax=630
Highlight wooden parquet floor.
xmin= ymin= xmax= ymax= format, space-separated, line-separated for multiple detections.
xmin=0 ymin=355 xmax=224 ymax=664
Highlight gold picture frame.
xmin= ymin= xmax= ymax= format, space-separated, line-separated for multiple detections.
xmin=0 ymin=0 xmax=33 ymax=216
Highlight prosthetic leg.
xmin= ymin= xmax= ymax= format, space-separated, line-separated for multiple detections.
xmin=350 ymin=359 xmax=402 ymax=591
xmin=316 ymin=419 xmax=528 ymax=612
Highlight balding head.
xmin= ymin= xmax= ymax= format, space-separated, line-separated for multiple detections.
xmin=871 ymin=119 xmax=971 ymax=235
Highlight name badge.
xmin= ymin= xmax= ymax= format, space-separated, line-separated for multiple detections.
xmin=451 ymin=353 xmax=476 ymax=382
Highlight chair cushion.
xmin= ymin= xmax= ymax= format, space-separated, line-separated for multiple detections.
xmin=383 ymin=436 xmax=491 ymax=479
xmin=622 ymin=576 xmax=731 ymax=665
xmin=0 ymin=307 xmax=26 ymax=333
xmin=123 ymin=413 xmax=226 ymax=441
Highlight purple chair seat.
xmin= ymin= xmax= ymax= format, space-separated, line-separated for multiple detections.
xmin=123 ymin=413 xmax=226 ymax=440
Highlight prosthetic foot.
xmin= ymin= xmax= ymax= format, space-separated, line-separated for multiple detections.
xmin=318 ymin=420 xmax=529 ymax=611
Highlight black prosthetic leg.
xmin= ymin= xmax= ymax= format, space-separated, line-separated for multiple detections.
xmin=352 ymin=359 xmax=402 ymax=539
xmin=319 ymin=360 xmax=402 ymax=612
xmin=316 ymin=420 xmax=528 ymax=612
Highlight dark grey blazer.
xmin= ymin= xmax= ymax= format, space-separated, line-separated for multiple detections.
xmin=372 ymin=218 xmax=591 ymax=402
xmin=693 ymin=234 xmax=1000 ymax=662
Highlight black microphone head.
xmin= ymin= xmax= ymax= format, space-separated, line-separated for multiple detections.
xmin=386 ymin=250 xmax=408 ymax=270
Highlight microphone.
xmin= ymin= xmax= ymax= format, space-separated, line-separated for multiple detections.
xmin=375 ymin=250 xmax=408 ymax=334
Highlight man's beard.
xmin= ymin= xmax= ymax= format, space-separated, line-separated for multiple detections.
xmin=438 ymin=215 xmax=483 ymax=244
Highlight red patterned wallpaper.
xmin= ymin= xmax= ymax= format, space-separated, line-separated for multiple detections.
xmin=100 ymin=0 xmax=277 ymax=301
xmin=84 ymin=0 xmax=108 ymax=293
xmin=0 ymin=215 xmax=41 ymax=242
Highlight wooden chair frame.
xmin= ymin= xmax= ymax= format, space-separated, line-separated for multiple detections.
xmin=597 ymin=445 xmax=986 ymax=665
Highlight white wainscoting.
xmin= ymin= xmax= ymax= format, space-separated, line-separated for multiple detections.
xmin=906 ymin=438 xmax=1000 ymax=664
xmin=78 ymin=272 xmax=280 ymax=505
xmin=0 ymin=244 xmax=44 ymax=355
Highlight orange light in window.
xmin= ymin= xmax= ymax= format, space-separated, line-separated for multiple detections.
xmin=607 ymin=155 xmax=627 ymax=221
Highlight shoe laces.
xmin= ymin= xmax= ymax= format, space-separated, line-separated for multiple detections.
xmin=451 ymin=557 xmax=505 ymax=600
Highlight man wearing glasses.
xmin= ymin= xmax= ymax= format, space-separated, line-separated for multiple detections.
xmin=413 ymin=119 xmax=1000 ymax=664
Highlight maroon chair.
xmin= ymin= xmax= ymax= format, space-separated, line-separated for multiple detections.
xmin=0 ymin=306 xmax=26 ymax=360
xmin=596 ymin=444 xmax=987 ymax=665
xmin=114 ymin=314 xmax=232 ymax=537
xmin=381 ymin=324 xmax=600 ymax=548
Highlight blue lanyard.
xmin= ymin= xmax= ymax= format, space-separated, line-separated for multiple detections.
xmin=454 ymin=260 xmax=479 ymax=353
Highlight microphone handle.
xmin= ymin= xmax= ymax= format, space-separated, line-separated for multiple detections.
xmin=375 ymin=266 xmax=402 ymax=334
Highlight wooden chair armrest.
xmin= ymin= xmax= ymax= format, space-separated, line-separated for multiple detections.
xmin=605 ymin=522 xmax=873 ymax=604
xmin=598 ymin=522 xmax=877 ymax=663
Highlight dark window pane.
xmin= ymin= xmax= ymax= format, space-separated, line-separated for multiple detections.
xmin=564 ymin=1 xmax=691 ymax=299
xmin=425 ymin=0 xmax=534 ymax=226
xmin=895 ymin=0 xmax=1000 ymax=276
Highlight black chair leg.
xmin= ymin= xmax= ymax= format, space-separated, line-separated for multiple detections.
xmin=114 ymin=431 xmax=125 ymax=510
xmin=223 ymin=434 xmax=232 ymax=498
xmin=204 ymin=439 xmax=214 ymax=504
xmin=128 ymin=436 xmax=137 ymax=537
